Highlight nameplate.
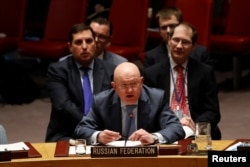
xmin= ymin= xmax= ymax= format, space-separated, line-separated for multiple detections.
xmin=11 ymin=150 xmax=29 ymax=159
xmin=237 ymin=146 xmax=250 ymax=151
xmin=91 ymin=146 xmax=158 ymax=158
xmin=0 ymin=150 xmax=28 ymax=161
xmin=0 ymin=151 xmax=11 ymax=162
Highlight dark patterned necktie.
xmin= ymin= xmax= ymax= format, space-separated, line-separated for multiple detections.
xmin=124 ymin=105 xmax=137 ymax=138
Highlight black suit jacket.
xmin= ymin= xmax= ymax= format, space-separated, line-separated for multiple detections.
xmin=144 ymin=42 xmax=213 ymax=68
xmin=143 ymin=58 xmax=221 ymax=139
xmin=45 ymin=56 xmax=115 ymax=142
xmin=73 ymin=85 xmax=185 ymax=144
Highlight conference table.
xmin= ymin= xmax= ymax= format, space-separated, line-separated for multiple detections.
xmin=0 ymin=140 xmax=234 ymax=167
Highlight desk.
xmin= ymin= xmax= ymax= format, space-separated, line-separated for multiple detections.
xmin=0 ymin=140 xmax=233 ymax=167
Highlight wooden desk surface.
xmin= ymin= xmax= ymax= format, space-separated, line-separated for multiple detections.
xmin=0 ymin=140 xmax=234 ymax=167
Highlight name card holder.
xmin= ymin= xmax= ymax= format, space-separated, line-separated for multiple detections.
xmin=11 ymin=150 xmax=29 ymax=159
xmin=0 ymin=151 xmax=11 ymax=162
xmin=0 ymin=149 xmax=28 ymax=161
xmin=237 ymin=141 xmax=250 ymax=151
xmin=158 ymin=145 xmax=180 ymax=155
xmin=91 ymin=146 xmax=158 ymax=158
xmin=223 ymin=138 xmax=250 ymax=151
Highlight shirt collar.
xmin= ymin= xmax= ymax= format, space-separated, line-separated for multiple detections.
xmin=96 ymin=51 xmax=104 ymax=60
xmin=75 ymin=59 xmax=95 ymax=70
xmin=169 ymin=53 xmax=188 ymax=70
xmin=121 ymin=101 xmax=138 ymax=108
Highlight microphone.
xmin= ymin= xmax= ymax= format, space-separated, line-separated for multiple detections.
xmin=124 ymin=104 xmax=137 ymax=146
xmin=128 ymin=113 xmax=133 ymax=118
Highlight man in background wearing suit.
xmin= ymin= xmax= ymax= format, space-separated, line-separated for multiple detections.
xmin=73 ymin=62 xmax=185 ymax=145
xmin=90 ymin=17 xmax=127 ymax=65
xmin=60 ymin=17 xmax=127 ymax=65
xmin=45 ymin=23 xmax=115 ymax=142
xmin=144 ymin=7 xmax=212 ymax=68
xmin=143 ymin=22 xmax=221 ymax=140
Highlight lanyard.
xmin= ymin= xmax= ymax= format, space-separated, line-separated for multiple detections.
xmin=170 ymin=66 xmax=187 ymax=108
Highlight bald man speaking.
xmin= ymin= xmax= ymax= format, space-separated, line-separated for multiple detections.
xmin=73 ymin=62 xmax=185 ymax=145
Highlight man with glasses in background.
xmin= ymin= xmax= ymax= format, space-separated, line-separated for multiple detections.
xmin=60 ymin=17 xmax=127 ymax=65
xmin=73 ymin=62 xmax=185 ymax=145
xmin=143 ymin=22 xmax=221 ymax=140
xmin=90 ymin=17 xmax=127 ymax=65
xmin=144 ymin=7 xmax=212 ymax=68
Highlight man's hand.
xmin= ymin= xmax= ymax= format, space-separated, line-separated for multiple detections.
xmin=97 ymin=130 xmax=121 ymax=144
xmin=180 ymin=116 xmax=195 ymax=132
xmin=128 ymin=129 xmax=155 ymax=145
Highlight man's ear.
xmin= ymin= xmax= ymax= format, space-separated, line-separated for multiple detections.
xmin=111 ymin=81 xmax=115 ymax=89
xmin=105 ymin=36 xmax=112 ymax=47
xmin=141 ymin=76 xmax=144 ymax=84
xmin=68 ymin=42 xmax=72 ymax=52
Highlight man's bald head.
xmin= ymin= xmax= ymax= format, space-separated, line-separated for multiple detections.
xmin=113 ymin=62 xmax=141 ymax=82
xmin=111 ymin=62 xmax=143 ymax=104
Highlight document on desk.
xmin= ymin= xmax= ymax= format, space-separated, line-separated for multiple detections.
xmin=225 ymin=142 xmax=243 ymax=151
xmin=183 ymin=126 xmax=195 ymax=139
xmin=106 ymin=140 xmax=142 ymax=147
xmin=0 ymin=142 xmax=29 ymax=151
xmin=69 ymin=146 xmax=91 ymax=155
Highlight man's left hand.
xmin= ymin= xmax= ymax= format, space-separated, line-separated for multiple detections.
xmin=128 ymin=129 xmax=155 ymax=145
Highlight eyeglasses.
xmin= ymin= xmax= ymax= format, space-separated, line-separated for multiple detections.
xmin=171 ymin=37 xmax=192 ymax=47
xmin=159 ymin=23 xmax=178 ymax=31
xmin=95 ymin=33 xmax=110 ymax=42
xmin=118 ymin=82 xmax=140 ymax=90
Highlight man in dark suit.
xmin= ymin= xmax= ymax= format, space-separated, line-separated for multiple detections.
xmin=143 ymin=22 xmax=221 ymax=140
xmin=90 ymin=17 xmax=127 ymax=65
xmin=144 ymin=7 xmax=212 ymax=68
xmin=45 ymin=23 xmax=115 ymax=142
xmin=60 ymin=17 xmax=127 ymax=65
xmin=73 ymin=62 xmax=185 ymax=145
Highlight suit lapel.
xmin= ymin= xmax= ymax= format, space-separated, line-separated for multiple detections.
xmin=137 ymin=89 xmax=150 ymax=129
xmin=186 ymin=58 xmax=198 ymax=113
xmin=92 ymin=59 xmax=105 ymax=94
xmin=68 ymin=57 xmax=83 ymax=107
xmin=158 ymin=60 xmax=171 ymax=102
xmin=103 ymin=51 xmax=110 ymax=61
xmin=110 ymin=94 xmax=122 ymax=133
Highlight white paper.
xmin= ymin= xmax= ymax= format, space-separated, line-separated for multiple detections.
xmin=183 ymin=126 xmax=195 ymax=139
xmin=225 ymin=142 xmax=243 ymax=151
xmin=106 ymin=140 xmax=142 ymax=147
xmin=0 ymin=142 xmax=29 ymax=151
xmin=69 ymin=146 xmax=91 ymax=155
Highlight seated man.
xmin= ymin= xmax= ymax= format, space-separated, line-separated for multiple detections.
xmin=73 ymin=62 xmax=185 ymax=145
xmin=90 ymin=17 xmax=128 ymax=65
xmin=45 ymin=23 xmax=115 ymax=142
xmin=143 ymin=22 xmax=221 ymax=140
xmin=145 ymin=7 xmax=213 ymax=68
xmin=60 ymin=17 xmax=127 ymax=66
